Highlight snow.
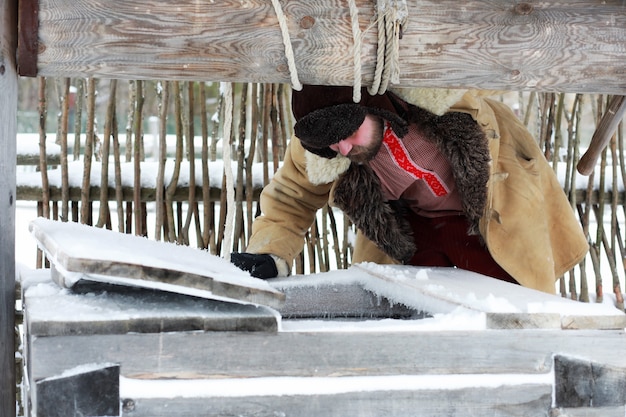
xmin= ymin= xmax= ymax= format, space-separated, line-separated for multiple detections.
xmin=42 ymin=363 xmax=118 ymax=382
xmin=279 ymin=308 xmax=486 ymax=332
xmin=119 ymin=373 xmax=553 ymax=399
xmin=18 ymin=159 xmax=271 ymax=190
xmin=22 ymin=276 xmax=278 ymax=325
xmin=16 ymin=132 xmax=624 ymax=194
xmin=356 ymin=263 xmax=625 ymax=318
xmin=13 ymin=134 xmax=626 ymax=404
xmin=29 ymin=217 xmax=275 ymax=296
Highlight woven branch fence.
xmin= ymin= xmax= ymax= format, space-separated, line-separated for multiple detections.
xmin=15 ymin=77 xmax=626 ymax=307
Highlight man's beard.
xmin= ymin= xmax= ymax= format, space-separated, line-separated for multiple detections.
xmin=346 ymin=117 xmax=384 ymax=164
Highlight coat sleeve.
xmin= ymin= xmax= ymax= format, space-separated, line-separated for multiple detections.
xmin=245 ymin=136 xmax=334 ymax=265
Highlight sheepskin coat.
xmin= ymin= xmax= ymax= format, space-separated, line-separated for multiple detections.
xmin=245 ymin=90 xmax=588 ymax=294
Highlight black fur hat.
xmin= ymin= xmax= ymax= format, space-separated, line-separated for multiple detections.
xmin=294 ymin=102 xmax=409 ymax=159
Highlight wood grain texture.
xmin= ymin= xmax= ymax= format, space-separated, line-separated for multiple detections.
xmin=16 ymin=0 xmax=38 ymax=76
xmin=26 ymin=329 xmax=626 ymax=381
xmin=24 ymin=269 xmax=279 ymax=336
xmin=0 ymin=0 xmax=17 ymax=415
xmin=398 ymin=0 xmax=626 ymax=92
xmin=30 ymin=0 xmax=626 ymax=93
xmin=118 ymin=385 xmax=552 ymax=417
xmin=554 ymin=355 xmax=626 ymax=407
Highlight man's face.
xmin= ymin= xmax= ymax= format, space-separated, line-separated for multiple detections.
xmin=329 ymin=115 xmax=384 ymax=164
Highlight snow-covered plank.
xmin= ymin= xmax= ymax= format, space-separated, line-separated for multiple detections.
xmin=354 ymin=264 xmax=626 ymax=330
xmin=21 ymin=269 xmax=279 ymax=336
xmin=270 ymin=271 xmax=424 ymax=320
xmin=118 ymin=380 xmax=553 ymax=417
xmin=28 ymin=217 xmax=285 ymax=309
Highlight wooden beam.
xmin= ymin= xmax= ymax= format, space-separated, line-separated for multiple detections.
xmin=16 ymin=0 xmax=37 ymax=76
xmin=26 ymin=329 xmax=626 ymax=381
xmin=0 ymin=0 xmax=17 ymax=415
xmin=21 ymin=0 xmax=626 ymax=93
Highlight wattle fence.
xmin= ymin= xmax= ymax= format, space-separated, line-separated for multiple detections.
xmin=15 ymin=77 xmax=626 ymax=306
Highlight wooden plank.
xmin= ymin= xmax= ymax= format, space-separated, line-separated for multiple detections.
xmin=22 ymin=268 xmax=279 ymax=335
xmin=270 ymin=272 xmax=424 ymax=319
xmin=26 ymin=0 xmax=626 ymax=93
xmin=554 ymin=355 xmax=626 ymax=408
xmin=25 ymin=329 xmax=626 ymax=381
xmin=117 ymin=383 xmax=552 ymax=417
xmin=16 ymin=0 xmax=38 ymax=76
xmin=29 ymin=217 xmax=285 ymax=308
xmin=355 ymin=264 xmax=626 ymax=330
xmin=0 ymin=0 xmax=17 ymax=414
xmin=34 ymin=364 xmax=120 ymax=417
xmin=549 ymin=407 xmax=626 ymax=417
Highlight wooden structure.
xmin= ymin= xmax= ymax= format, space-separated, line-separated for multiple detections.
xmin=2 ymin=0 xmax=626 ymax=416
xmin=16 ymin=0 xmax=626 ymax=93
xmin=20 ymin=219 xmax=626 ymax=416
xmin=1 ymin=0 xmax=17 ymax=416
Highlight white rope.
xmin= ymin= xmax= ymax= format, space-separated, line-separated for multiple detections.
xmin=367 ymin=1 xmax=387 ymax=96
xmin=220 ymin=82 xmax=236 ymax=259
xmin=271 ymin=0 xmax=302 ymax=91
xmin=348 ymin=0 xmax=362 ymax=103
xmin=368 ymin=0 xmax=407 ymax=96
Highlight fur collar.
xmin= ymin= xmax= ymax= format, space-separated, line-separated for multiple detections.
xmin=305 ymin=151 xmax=351 ymax=185
xmin=306 ymin=100 xmax=491 ymax=262
xmin=305 ymin=88 xmax=468 ymax=184
xmin=390 ymin=87 xmax=467 ymax=116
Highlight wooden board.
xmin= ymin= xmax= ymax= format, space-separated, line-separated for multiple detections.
xmin=0 ymin=0 xmax=18 ymax=415
xmin=22 ymin=268 xmax=626 ymax=416
xmin=24 ymin=0 xmax=626 ymax=93
xmin=25 ymin=327 xmax=626 ymax=381
xmin=554 ymin=355 xmax=626 ymax=408
xmin=29 ymin=217 xmax=285 ymax=309
xmin=117 ymin=384 xmax=553 ymax=417
xmin=34 ymin=364 xmax=120 ymax=417
xmin=270 ymin=271 xmax=425 ymax=320
xmin=21 ymin=269 xmax=279 ymax=336
xmin=354 ymin=264 xmax=626 ymax=330
xmin=271 ymin=266 xmax=626 ymax=330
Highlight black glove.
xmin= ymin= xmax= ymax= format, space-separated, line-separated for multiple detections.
xmin=230 ymin=252 xmax=278 ymax=279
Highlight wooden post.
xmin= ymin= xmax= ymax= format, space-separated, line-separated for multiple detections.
xmin=17 ymin=0 xmax=626 ymax=93
xmin=0 ymin=0 xmax=17 ymax=415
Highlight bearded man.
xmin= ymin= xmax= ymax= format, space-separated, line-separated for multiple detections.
xmin=231 ymin=85 xmax=588 ymax=294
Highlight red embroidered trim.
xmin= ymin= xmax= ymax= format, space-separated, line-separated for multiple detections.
xmin=382 ymin=123 xmax=449 ymax=197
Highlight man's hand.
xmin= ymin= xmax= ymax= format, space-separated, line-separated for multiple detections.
xmin=230 ymin=252 xmax=278 ymax=279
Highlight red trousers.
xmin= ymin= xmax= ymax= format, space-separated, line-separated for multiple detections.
xmin=406 ymin=214 xmax=518 ymax=285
